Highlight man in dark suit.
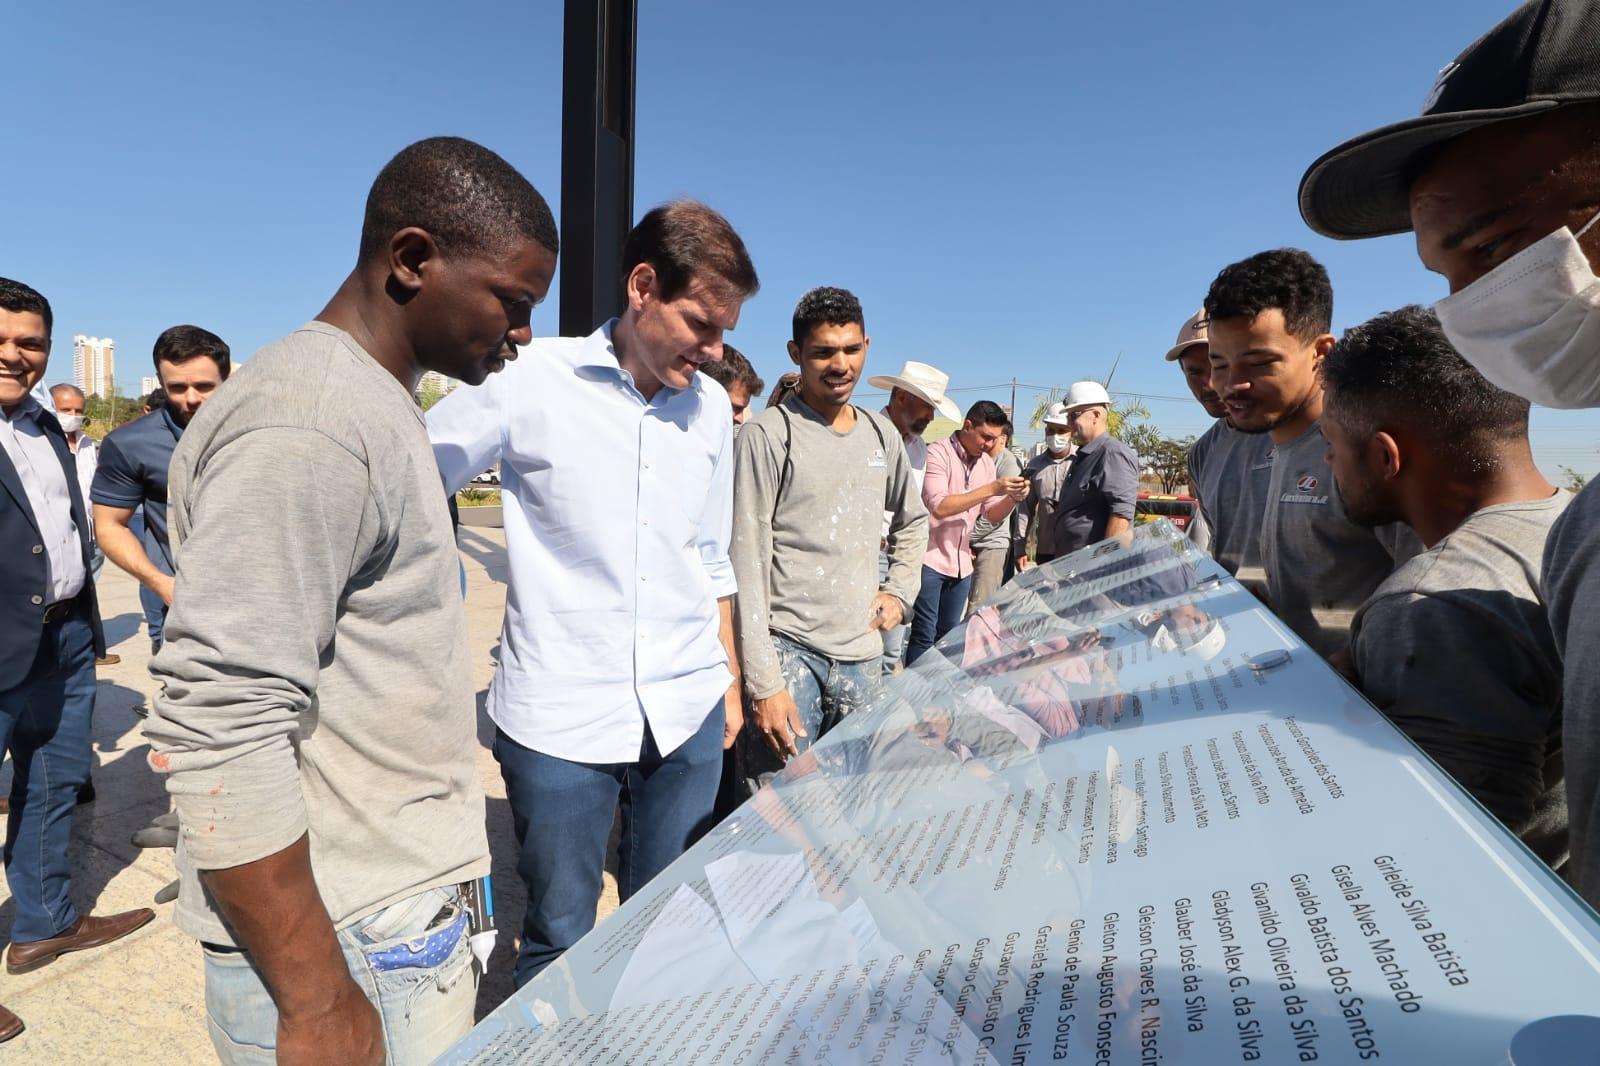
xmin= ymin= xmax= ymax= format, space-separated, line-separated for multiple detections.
xmin=0 ymin=278 xmax=154 ymax=1043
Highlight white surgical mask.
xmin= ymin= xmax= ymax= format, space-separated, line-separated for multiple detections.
xmin=1434 ymin=206 xmax=1600 ymax=409
xmin=1046 ymin=432 xmax=1071 ymax=455
xmin=56 ymin=413 xmax=83 ymax=433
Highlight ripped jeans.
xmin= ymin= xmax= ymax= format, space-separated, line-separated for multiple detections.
xmin=736 ymin=633 xmax=881 ymax=797
xmin=201 ymin=884 xmax=476 ymax=1066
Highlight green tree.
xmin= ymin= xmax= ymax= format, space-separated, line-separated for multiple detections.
xmin=84 ymin=389 xmax=141 ymax=435
xmin=1560 ymin=465 xmax=1588 ymax=493
xmin=1121 ymin=421 xmax=1195 ymax=493
xmin=418 ymin=381 xmax=446 ymax=411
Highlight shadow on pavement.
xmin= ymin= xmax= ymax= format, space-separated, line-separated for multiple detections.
xmin=458 ymin=529 xmax=509 ymax=586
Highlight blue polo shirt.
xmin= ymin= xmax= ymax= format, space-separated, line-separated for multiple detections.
xmin=1049 ymin=432 xmax=1140 ymax=555
xmin=91 ymin=406 xmax=183 ymax=573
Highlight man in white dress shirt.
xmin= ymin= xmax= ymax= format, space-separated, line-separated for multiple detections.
xmin=428 ymin=199 xmax=760 ymax=986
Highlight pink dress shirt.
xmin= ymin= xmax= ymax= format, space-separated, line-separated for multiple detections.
xmin=921 ymin=433 xmax=1002 ymax=579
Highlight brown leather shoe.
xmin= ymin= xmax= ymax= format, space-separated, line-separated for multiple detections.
xmin=0 ymin=1003 xmax=20 ymax=1042
xmin=95 ymin=653 xmax=121 ymax=666
xmin=5 ymin=909 xmax=156 ymax=974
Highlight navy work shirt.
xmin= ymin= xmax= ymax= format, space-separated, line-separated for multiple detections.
xmin=1049 ymin=433 xmax=1139 ymax=556
xmin=90 ymin=406 xmax=182 ymax=572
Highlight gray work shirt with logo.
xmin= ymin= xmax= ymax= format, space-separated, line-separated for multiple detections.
xmin=1187 ymin=419 xmax=1272 ymax=578
xmin=1261 ymin=421 xmax=1419 ymax=659
xmin=1048 ymin=433 xmax=1139 ymax=556
xmin=1543 ymin=478 xmax=1600 ymax=907
xmin=1352 ymin=492 xmax=1571 ymax=869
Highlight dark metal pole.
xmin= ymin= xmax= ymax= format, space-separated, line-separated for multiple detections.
xmin=560 ymin=0 xmax=638 ymax=337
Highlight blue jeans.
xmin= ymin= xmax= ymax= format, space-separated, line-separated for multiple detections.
xmin=736 ymin=634 xmax=881 ymax=796
xmin=494 ymin=704 xmax=724 ymax=987
xmin=202 ymin=884 xmax=475 ymax=1065
xmin=878 ymin=549 xmax=909 ymax=674
xmin=130 ymin=509 xmax=169 ymax=645
xmin=908 ymin=565 xmax=971 ymax=665
xmin=0 ymin=606 xmax=95 ymax=943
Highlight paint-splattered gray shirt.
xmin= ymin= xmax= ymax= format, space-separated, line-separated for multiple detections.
xmin=732 ymin=398 xmax=928 ymax=699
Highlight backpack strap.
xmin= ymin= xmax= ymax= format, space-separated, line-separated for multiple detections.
xmin=772 ymin=403 xmax=794 ymax=526
xmin=771 ymin=403 xmax=889 ymax=523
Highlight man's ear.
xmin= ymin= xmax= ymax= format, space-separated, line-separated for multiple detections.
xmin=386 ymin=228 xmax=438 ymax=294
xmin=625 ymin=263 xmax=656 ymax=313
xmin=1372 ymin=430 xmax=1403 ymax=482
xmin=786 ymin=340 xmax=801 ymax=367
xmin=1311 ymin=332 xmax=1337 ymax=373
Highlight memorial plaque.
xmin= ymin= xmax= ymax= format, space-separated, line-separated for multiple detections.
xmin=442 ymin=523 xmax=1600 ymax=1064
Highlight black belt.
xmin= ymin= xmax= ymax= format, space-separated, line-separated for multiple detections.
xmin=41 ymin=600 xmax=76 ymax=624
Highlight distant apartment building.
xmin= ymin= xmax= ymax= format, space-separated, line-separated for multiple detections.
xmin=416 ymin=370 xmax=458 ymax=400
xmin=73 ymin=336 xmax=116 ymax=398
xmin=140 ymin=375 xmax=160 ymax=398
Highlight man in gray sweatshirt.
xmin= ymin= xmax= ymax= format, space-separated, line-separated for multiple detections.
xmin=145 ymin=138 xmax=559 ymax=1066
xmin=732 ymin=287 xmax=928 ymax=794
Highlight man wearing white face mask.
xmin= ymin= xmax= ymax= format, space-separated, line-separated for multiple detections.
xmin=50 ymin=385 xmax=118 ymax=669
xmin=1015 ymin=402 xmax=1077 ymax=567
xmin=1298 ymin=0 xmax=1600 ymax=905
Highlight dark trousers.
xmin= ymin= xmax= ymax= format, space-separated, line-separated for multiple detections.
xmin=493 ymin=704 xmax=724 ymax=987
xmin=908 ymin=565 xmax=972 ymax=665
xmin=0 ymin=607 xmax=95 ymax=942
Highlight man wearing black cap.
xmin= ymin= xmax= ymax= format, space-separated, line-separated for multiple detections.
xmin=1298 ymin=0 xmax=1600 ymax=905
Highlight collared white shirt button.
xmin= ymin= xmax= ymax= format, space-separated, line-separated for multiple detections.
xmin=32 ymin=544 xmax=43 ymax=555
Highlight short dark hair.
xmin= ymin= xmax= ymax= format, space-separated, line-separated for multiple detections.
xmin=0 ymin=277 xmax=52 ymax=338
xmin=966 ymin=400 xmax=1007 ymax=428
xmin=1203 ymin=248 xmax=1333 ymax=342
xmin=1324 ymin=305 xmax=1529 ymax=474
xmin=622 ymin=200 xmax=759 ymax=305
xmin=791 ymin=286 xmax=864 ymax=346
xmin=1000 ymin=419 xmax=1014 ymax=442
xmin=154 ymin=325 xmax=232 ymax=380
xmin=145 ymin=388 xmax=167 ymax=410
xmin=701 ymin=343 xmax=764 ymax=395
xmin=359 ymin=137 xmax=558 ymax=263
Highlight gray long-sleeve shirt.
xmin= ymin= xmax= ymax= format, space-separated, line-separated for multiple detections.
xmin=147 ymin=323 xmax=488 ymax=945
xmin=1352 ymin=492 xmax=1570 ymax=869
xmin=731 ymin=398 xmax=928 ymax=699
xmin=1016 ymin=450 xmax=1076 ymax=558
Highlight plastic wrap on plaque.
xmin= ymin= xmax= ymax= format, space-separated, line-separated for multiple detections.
xmin=441 ymin=522 xmax=1600 ymax=1065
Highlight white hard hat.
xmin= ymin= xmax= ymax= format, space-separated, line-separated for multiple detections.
xmin=1062 ymin=380 xmax=1112 ymax=411
xmin=1042 ymin=402 xmax=1073 ymax=427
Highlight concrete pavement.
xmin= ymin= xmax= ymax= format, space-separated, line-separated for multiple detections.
xmin=0 ymin=525 xmax=616 ymax=1062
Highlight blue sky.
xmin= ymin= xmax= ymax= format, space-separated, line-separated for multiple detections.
xmin=13 ymin=0 xmax=1598 ymax=476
